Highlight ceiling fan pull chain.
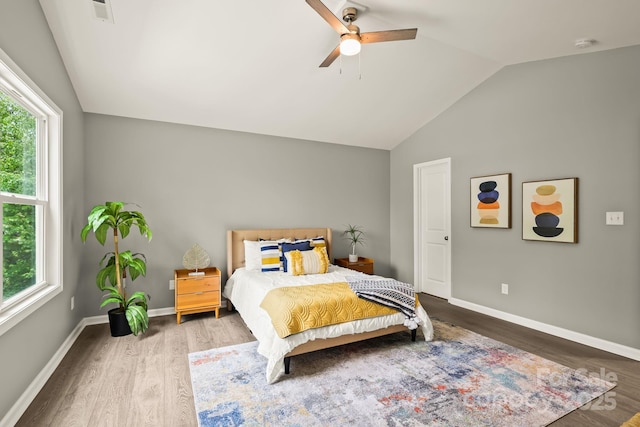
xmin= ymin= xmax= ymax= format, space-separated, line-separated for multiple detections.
xmin=358 ymin=51 xmax=362 ymax=80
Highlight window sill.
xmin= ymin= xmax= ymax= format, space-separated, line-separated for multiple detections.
xmin=0 ymin=284 xmax=62 ymax=337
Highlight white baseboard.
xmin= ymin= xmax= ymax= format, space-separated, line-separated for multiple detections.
xmin=83 ymin=303 xmax=226 ymax=325
xmin=449 ymin=297 xmax=640 ymax=362
xmin=82 ymin=306 xmax=177 ymax=326
xmin=1 ymin=306 xmax=180 ymax=427
xmin=1 ymin=319 xmax=86 ymax=427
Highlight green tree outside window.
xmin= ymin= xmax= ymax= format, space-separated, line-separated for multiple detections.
xmin=1 ymin=91 xmax=37 ymax=299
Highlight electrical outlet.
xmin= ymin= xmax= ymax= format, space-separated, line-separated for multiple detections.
xmin=169 ymin=279 xmax=175 ymax=290
xmin=606 ymin=212 xmax=624 ymax=225
xmin=501 ymin=283 xmax=509 ymax=295
xmin=70 ymin=296 xmax=75 ymax=311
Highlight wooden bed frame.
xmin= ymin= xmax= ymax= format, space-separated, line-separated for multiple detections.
xmin=226 ymin=227 xmax=413 ymax=374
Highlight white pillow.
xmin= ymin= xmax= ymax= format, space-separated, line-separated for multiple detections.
xmin=243 ymin=240 xmax=262 ymax=271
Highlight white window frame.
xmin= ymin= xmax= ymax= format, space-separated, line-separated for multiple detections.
xmin=0 ymin=47 xmax=63 ymax=336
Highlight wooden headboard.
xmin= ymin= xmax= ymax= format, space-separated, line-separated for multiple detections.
xmin=227 ymin=228 xmax=332 ymax=276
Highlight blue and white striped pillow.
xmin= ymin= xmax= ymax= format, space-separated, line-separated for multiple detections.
xmin=293 ymin=236 xmax=326 ymax=248
xmin=309 ymin=236 xmax=326 ymax=250
xmin=260 ymin=239 xmax=290 ymax=272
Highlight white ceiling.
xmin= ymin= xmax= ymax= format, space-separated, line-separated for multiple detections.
xmin=38 ymin=0 xmax=640 ymax=150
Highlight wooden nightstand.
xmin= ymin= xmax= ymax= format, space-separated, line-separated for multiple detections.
xmin=334 ymin=257 xmax=374 ymax=274
xmin=174 ymin=267 xmax=221 ymax=324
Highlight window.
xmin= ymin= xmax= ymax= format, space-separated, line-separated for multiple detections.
xmin=0 ymin=48 xmax=62 ymax=336
xmin=1 ymin=92 xmax=40 ymax=300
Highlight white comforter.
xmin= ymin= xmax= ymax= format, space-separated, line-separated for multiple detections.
xmin=223 ymin=265 xmax=434 ymax=383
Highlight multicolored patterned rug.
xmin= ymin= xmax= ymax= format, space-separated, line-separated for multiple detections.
xmin=188 ymin=320 xmax=615 ymax=426
xmin=622 ymin=413 xmax=640 ymax=427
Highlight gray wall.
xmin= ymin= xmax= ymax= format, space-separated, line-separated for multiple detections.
xmin=0 ymin=0 xmax=85 ymax=420
xmin=391 ymin=45 xmax=640 ymax=349
xmin=79 ymin=114 xmax=391 ymax=315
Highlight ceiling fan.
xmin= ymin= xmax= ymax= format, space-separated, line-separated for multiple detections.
xmin=306 ymin=0 xmax=418 ymax=68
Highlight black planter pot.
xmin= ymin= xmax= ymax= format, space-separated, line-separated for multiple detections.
xmin=108 ymin=308 xmax=132 ymax=337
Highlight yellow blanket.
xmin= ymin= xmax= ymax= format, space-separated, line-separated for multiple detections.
xmin=260 ymin=282 xmax=402 ymax=338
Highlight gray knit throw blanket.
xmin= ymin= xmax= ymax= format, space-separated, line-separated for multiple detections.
xmin=346 ymin=276 xmax=421 ymax=330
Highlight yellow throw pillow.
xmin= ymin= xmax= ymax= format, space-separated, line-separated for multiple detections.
xmin=286 ymin=246 xmax=329 ymax=276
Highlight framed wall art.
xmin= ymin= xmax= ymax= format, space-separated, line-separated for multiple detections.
xmin=470 ymin=173 xmax=512 ymax=228
xmin=522 ymin=177 xmax=578 ymax=243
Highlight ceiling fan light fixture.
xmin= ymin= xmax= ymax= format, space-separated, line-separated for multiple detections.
xmin=306 ymin=0 xmax=417 ymax=67
xmin=340 ymin=33 xmax=361 ymax=56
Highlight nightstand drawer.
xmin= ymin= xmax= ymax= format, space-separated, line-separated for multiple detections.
xmin=334 ymin=257 xmax=374 ymax=274
xmin=176 ymin=277 xmax=219 ymax=294
xmin=176 ymin=291 xmax=220 ymax=310
xmin=350 ymin=263 xmax=373 ymax=274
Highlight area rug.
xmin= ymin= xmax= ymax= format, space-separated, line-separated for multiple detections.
xmin=188 ymin=320 xmax=615 ymax=426
xmin=622 ymin=413 xmax=640 ymax=427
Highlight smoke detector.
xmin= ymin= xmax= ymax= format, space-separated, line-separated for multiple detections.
xmin=574 ymin=39 xmax=596 ymax=49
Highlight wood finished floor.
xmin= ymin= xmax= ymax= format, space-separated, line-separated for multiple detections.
xmin=17 ymin=295 xmax=639 ymax=426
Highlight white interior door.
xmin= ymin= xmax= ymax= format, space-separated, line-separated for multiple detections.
xmin=414 ymin=158 xmax=451 ymax=299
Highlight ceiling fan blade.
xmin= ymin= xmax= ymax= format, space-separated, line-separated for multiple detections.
xmin=306 ymin=0 xmax=349 ymax=34
xmin=360 ymin=28 xmax=418 ymax=44
xmin=319 ymin=45 xmax=341 ymax=67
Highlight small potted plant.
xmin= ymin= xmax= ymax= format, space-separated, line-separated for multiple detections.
xmin=81 ymin=201 xmax=152 ymax=336
xmin=343 ymin=224 xmax=365 ymax=262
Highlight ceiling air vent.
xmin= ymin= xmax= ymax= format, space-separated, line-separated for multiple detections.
xmin=91 ymin=0 xmax=114 ymax=23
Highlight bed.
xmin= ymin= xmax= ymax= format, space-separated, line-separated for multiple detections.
xmin=224 ymin=227 xmax=434 ymax=383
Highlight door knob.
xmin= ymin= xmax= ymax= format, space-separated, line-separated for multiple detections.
xmin=444 ymin=236 xmax=449 ymax=241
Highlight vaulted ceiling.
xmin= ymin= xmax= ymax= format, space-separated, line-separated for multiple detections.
xmin=39 ymin=0 xmax=640 ymax=150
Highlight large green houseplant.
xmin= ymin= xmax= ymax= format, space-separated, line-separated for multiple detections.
xmin=81 ymin=201 xmax=153 ymax=336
